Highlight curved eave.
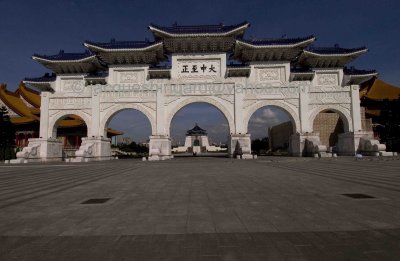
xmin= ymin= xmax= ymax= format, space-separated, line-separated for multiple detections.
xmin=32 ymin=55 xmax=98 ymax=63
xmin=149 ymin=23 xmax=249 ymax=38
xmin=31 ymin=55 xmax=104 ymax=74
xmin=84 ymin=41 xmax=164 ymax=52
xmin=236 ymin=37 xmax=315 ymax=49
xmin=345 ymin=72 xmax=378 ymax=85
xmin=107 ymin=128 xmax=124 ymax=136
xmin=23 ymin=81 xmax=55 ymax=92
xmin=10 ymin=116 xmax=37 ymax=125
xmin=346 ymin=72 xmax=378 ymax=78
xmin=298 ymin=48 xmax=369 ymax=68
xmin=16 ymin=83 xmax=41 ymax=108
xmin=0 ymin=85 xmax=40 ymax=120
xmin=303 ymin=48 xmax=368 ymax=57
xmin=58 ymin=119 xmax=87 ymax=128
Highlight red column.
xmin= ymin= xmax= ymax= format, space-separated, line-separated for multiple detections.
xmin=64 ymin=136 xmax=67 ymax=147
xmin=15 ymin=133 xmax=19 ymax=147
xmin=24 ymin=133 xmax=27 ymax=147
xmin=75 ymin=135 xmax=79 ymax=148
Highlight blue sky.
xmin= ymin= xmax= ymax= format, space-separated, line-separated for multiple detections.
xmin=1 ymin=0 xmax=399 ymax=142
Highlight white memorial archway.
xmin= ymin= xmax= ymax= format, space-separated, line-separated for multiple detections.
xmin=15 ymin=21 xmax=387 ymax=162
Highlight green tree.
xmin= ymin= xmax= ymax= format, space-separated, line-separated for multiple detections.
xmin=118 ymin=141 xmax=148 ymax=155
xmin=251 ymin=137 xmax=269 ymax=155
xmin=0 ymin=106 xmax=16 ymax=160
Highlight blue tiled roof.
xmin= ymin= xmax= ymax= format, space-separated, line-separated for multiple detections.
xmin=85 ymin=39 xmax=161 ymax=49
xmin=306 ymin=45 xmax=367 ymax=54
xmin=186 ymin=124 xmax=207 ymax=135
xmin=149 ymin=21 xmax=249 ymax=34
xmin=33 ymin=50 xmax=94 ymax=61
xmin=291 ymin=67 xmax=313 ymax=73
xmin=227 ymin=63 xmax=249 ymax=68
xmin=344 ymin=67 xmax=376 ymax=75
xmin=86 ymin=71 xmax=109 ymax=78
xmin=240 ymin=35 xmax=315 ymax=46
xmin=24 ymin=73 xmax=56 ymax=82
xmin=149 ymin=65 xmax=172 ymax=70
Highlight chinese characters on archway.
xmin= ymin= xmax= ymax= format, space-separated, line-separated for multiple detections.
xmin=177 ymin=61 xmax=220 ymax=77
xmin=181 ymin=64 xmax=216 ymax=73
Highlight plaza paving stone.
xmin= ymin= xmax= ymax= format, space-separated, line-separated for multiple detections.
xmin=0 ymin=156 xmax=400 ymax=260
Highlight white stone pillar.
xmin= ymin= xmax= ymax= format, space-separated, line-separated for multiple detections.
xmin=350 ymin=85 xmax=362 ymax=132
xmin=228 ymin=134 xmax=252 ymax=159
xmin=298 ymin=84 xmax=311 ymax=133
xmin=90 ymin=93 xmax=100 ymax=137
xmin=233 ymin=82 xmax=244 ymax=134
xmin=156 ymin=86 xmax=166 ymax=135
xmin=146 ymin=81 xmax=172 ymax=160
xmin=39 ymin=92 xmax=50 ymax=139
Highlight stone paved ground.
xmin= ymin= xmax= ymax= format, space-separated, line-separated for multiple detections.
xmin=0 ymin=157 xmax=400 ymax=260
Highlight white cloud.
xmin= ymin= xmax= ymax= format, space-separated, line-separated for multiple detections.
xmin=262 ymin=108 xmax=278 ymax=118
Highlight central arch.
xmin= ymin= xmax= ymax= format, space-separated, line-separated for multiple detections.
xmin=165 ymin=96 xmax=235 ymax=135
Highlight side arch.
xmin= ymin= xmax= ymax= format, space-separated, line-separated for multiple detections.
xmin=99 ymin=103 xmax=156 ymax=137
xmin=309 ymin=105 xmax=352 ymax=133
xmin=165 ymin=96 xmax=235 ymax=135
xmin=243 ymin=100 xmax=301 ymax=133
xmin=48 ymin=110 xmax=91 ymax=138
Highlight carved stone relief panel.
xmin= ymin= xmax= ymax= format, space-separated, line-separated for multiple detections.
xmin=256 ymin=67 xmax=285 ymax=82
xmin=316 ymin=73 xmax=339 ymax=86
xmin=117 ymin=70 xmax=145 ymax=84
xmin=49 ymin=97 xmax=92 ymax=109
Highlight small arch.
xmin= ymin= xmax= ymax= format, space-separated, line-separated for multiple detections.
xmin=166 ymin=97 xmax=235 ymax=135
xmin=49 ymin=110 xmax=91 ymax=138
xmin=244 ymin=100 xmax=300 ymax=133
xmin=309 ymin=105 xmax=352 ymax=133
xmin=100 ymin=104 xmax=156 ymax=137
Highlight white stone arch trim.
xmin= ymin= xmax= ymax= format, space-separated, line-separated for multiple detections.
xmin=48 ymin=110 xmax=92 ymax=138
xmin=243 ymin=100 xmax=301 ymax=133
xmin=309 ymin=105 xmax=352 ymax=133
xmin=99 ymin=103 xmax=156 ymax=136
xmin=165 ymin=96 xmax=235 ymax=135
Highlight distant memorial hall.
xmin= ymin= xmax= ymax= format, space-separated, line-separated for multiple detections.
xmin=8 ymin=21 xmax=394 ymax=162
xmin=172 ymin=124 xmax=226 ymax=154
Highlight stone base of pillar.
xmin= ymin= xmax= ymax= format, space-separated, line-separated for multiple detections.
xmin=228 ymin=134 xmax=252 ymax=159
xmin=71 ymin=137 xmax=111 ymax=162
xmin=289 ymin=133 xmax=330 ymax=157
xmin=148 ymin=135 xmax=172 ymax=161
xmin=337 ymin=132 xmax=365 ymax=156
xmin=10 ymin=138 xmax=63 ymax=163
xmin=337 ymin=131 xmax=392 ymax=156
